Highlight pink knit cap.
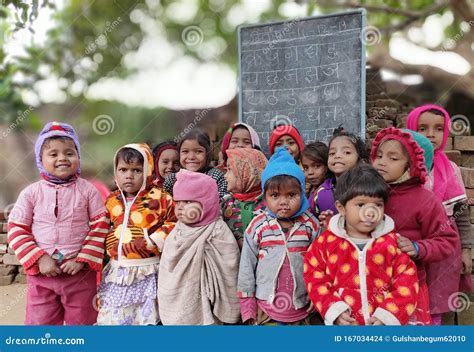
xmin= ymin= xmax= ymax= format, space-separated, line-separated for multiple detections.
xmin=173 ymin=169 xmax=220 ymax=227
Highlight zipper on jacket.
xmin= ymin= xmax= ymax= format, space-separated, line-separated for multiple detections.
xmin=270 ymin=219 xmax=298 ymax=306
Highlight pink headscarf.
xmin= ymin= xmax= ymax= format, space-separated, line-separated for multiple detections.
xmin=406 ymin=104 xmax=466 ymax=203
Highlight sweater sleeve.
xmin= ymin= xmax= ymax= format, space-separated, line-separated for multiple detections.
xmin=416 ymin=193 xmax=459 ymax=262
xmin=163 ymin=173 xmax=176 ymax=196
xmin=453 ymin=201 xmax=472 ymax=248
xmin=149 ymin=193 xmax=177 ymax=252
xmin=210 ymin=168 xmax=228 ymax=201
xmin=7 ymin=189 xmax=45 ymax=273
xmin=75 ymin=186 xmax=110 ymax=271
xmin=237 ymin=218 xmax=260 ymax=298
xmin=373 ymin=249 xmax=419 ymax=325
xmin=303 ymin=238 xmax=350 ymax=325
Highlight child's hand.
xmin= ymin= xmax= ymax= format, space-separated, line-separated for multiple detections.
xmin=318 ymin=210 xmax=334 ymax=229
xmin=38 ymin=254 xmax=62 ymax=277
xmin=335 ymin=310 xmax=356 ymax=325
xmin=60 ymin=260 xmax=85 ymax=275
xmin=366 ymin=317 xmax=384 ymax=325
xmin=397 ymin=235 xmax=417 ymax=258
xmin=461 ymin=248 xmax=472 ymax=274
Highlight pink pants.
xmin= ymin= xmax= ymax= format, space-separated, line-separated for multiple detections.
xmin=26 ymin=269 xmax=98 ymax=325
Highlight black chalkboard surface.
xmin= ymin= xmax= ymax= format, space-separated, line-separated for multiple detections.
xmin=238 ymin=10 xmax=366 ymax=154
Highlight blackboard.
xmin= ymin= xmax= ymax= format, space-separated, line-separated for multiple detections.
xmin=238 ymin=10 xmax=366 ymax=154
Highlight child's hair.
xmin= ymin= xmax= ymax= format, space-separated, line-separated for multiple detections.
xmin=116 ymin=147 xmax=144 ymax=167
xmin=334 ymin=164 xmax=389 ymax=205
xmin=329 ymin=125 xmax=369 ymax=162
xmin=178 ymin=129 xmax=212 ymax=168
xmin=152 ymin=140 xmax=178 ymax=155
xmin=302 ymin=141 xmax=333 ymax=178
xmin=263 ymin=175 xmax=300 ymax=195
xmin=40 ymin=136 xmax=74 ymax=155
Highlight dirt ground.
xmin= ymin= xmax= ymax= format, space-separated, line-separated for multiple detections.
xmin=1 ymin=283 xmax=474 ymax=325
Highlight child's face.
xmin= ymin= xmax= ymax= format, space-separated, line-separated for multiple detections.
xmin=336 ymin=195 xmax=384 ymax=238
xmin=175 ymin=200 xmax=203 ymax=225
xmin=274 ymin=135 xmax=300 ymax=161
xmin=41 ymin=138 xmax=79 ymax=180
xmin=265 ymin=181 xmax=301 ymax=219
xmin=116 ymin=157 xmax=144 ymax=197
xmin=301 ymin=155 xmax=328 ymax=187
xmin=328 ymin=136 xmax=359 ymax=177
xmin=158 ymin=149 xmax=179 ymax=178
xmin=229 ymin=127 xmax=252 ymax=149
xmin=417 ymin=112 xmax=444 ymax=150
xmin=224 ymin=167 xmax=241 ymax=193
xmin=180 ymin=139 xmax=207 ymax=172
xmin=372 ymin=140 xmax=409 ymax=183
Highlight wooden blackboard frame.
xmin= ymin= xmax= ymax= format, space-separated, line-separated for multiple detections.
xmin=237 ymin=9 xmax=367 ymax=150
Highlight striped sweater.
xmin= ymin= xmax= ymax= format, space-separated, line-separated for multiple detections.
xmin=7 ymin=178 xmax=110 ymax=274
xmin=237 ymin=210 xmax=320 ymax=309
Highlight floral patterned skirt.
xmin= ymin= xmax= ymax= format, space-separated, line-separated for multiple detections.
xmin=97 ymin=258 xmax=160 ymax=325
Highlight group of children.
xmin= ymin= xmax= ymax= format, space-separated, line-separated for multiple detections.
xmin=7 ymin=104 xmax=472 ymax=326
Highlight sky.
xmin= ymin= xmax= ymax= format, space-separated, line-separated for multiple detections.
xmin=4 ymin=0 xmax=472 ymax=110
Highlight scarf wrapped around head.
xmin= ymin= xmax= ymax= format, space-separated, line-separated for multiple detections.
xmin=226 ymin=148 xmax=267 ymax=201
xmin=152 ymin=141 xmax=178 ymax=186
xmin=220 ymin=122 xmax=261 ymax=158
xmin=406 ymin=104 xmax=466 ymax=203
xmin=261 ymin=147 xmax=309 ymax=218
xmin=34 ymin=121 xmax=81 ymax=184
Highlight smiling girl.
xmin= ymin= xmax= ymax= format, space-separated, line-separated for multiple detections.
xmin=163 ymin=129 xmax=228 ymax=201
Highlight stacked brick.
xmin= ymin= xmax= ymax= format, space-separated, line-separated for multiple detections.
xmin=0 ymin=211 xmax=25 ymax=286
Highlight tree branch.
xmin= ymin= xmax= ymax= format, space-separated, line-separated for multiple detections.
xmin=368 ymin=45 xmax=474 ymax=99
xmin=449 ymin=0 xmax=474 ymax=23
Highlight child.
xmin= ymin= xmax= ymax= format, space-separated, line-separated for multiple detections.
xmin=152 ymin=141 xmax=179 ymax=187
xmin=218 ymin=122 xmax=261 ymax=171
xmin=312 ymin=127 xmax=369 ymax=221
xmin=302 ymin=141 xmax=331 ymax=198
xmin=406 ymin=104 xmax=472 ymax=324
xmin=163 ymin=129 xmax=228 ymax=201
xmin=269 ymin=124 xmax=305 ymax=163
xmin=304 ymin=164 xmax=419 ymax=325
xmin=237 ymin=147 xmax=321 ymax=325
xmin=371 ymin=127 xmax=459 ymax=325
xmin=158 ymin=170 xmax=240 ymax=325
xmin=7 ymin=122 xmax=109 ymax=325
xmin=222 ymin=148 xmax=268 ymax=248
xmin=97 ymin=143 xmax=176 ymax=325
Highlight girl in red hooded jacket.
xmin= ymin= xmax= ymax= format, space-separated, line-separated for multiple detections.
xmin=371 ymin=128 xmax=459 ymax=325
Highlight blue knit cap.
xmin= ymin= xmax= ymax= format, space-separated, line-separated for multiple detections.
xmin=261 ymin=146 xmax=309 ymax=218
